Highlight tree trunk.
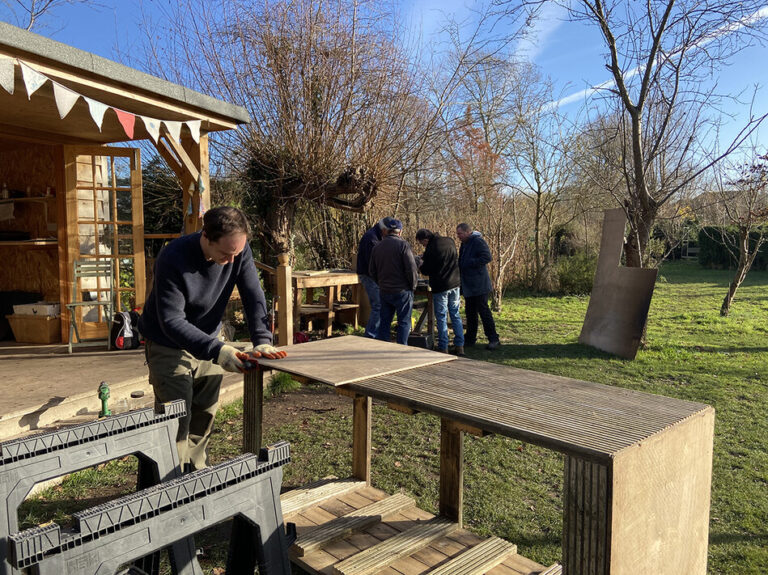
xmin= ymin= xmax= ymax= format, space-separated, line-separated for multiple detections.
xmin=721 ymin=229 xmax=754 ymax=317
xmin=260 ymin=201 xmax=295 ymax=262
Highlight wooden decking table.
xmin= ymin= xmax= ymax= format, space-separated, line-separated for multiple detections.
xmin=244 ymin=336 xmax=714 ymax=575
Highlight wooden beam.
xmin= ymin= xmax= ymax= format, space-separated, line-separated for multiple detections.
xmin=440 ymin=418 xmax=463 ymax=527
xmin=352 ymin=395 xmax=372 ymax=484
xmin=160 ymin=132 xmax=200 ymax=183
xmin=243 ymin=369 xmax=264 ymax=453
xmin=281 ymin=478 xmax=367 ymax=517
xmin=276 ymin=253 xmax=293 ymax=346
xmin=387 ymin=402 xmax=419 ymax=415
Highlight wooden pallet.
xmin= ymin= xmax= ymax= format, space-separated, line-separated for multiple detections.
xmin=281 ymin=478 xmax=549 ymax=575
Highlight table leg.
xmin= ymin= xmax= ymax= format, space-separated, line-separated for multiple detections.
xmin=352 ymin=394 xmax=372 ymax=484
xmin=243 ymin=369 xmax=264 ymax=454
xmin=439 ymin=418 xmax=463 ymax=527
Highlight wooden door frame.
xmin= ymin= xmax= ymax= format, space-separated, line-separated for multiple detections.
xmin=60 ymin=146 xmax=145 ymax=342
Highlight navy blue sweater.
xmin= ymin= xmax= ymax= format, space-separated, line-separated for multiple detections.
xmin=139 ymin=232 xmax=272 ymax=361
xmin=356 ymin=225 xmax=382 ymax=277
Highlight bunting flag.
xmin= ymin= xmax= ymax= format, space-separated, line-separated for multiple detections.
xmin=141 ymin=116 xmax=161 ymax=143
xmin=198 ymin=175 xmax=207 ymax=217
xmin=0 ymin=55 xmax=14 ymax=95
xmin=20 ymin=62 xmax=47 ymax=99
xmin=9 ymin=56 xmax=204 ymax=142
xmin=114 ymin=109 xmax=136 ymax=139
xmin=186 ymin=119 xmax=201 ymax=143
xmin=164 ymin=120 xmax=182 ymax=143
xmin=52 ymin=82 xmax=79 ymax=119
xmin=85 ymin=97 xmax=109 ymax=131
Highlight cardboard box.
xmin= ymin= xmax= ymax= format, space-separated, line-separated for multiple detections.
xmin=12 ymin=301 xmax=60 ymax=316
xmin=6 ymin=314 xmax=61 ymax=344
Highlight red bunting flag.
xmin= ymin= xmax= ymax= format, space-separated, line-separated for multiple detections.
xmin=115 ymin=109 xmax=136 ymax=139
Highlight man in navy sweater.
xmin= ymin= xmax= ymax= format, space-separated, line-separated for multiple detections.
xmin=139 ymin=206 xmax=284 ymax=471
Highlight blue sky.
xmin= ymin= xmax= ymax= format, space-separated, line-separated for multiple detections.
xmin=2 ymin=0 xmax=766 ymax=148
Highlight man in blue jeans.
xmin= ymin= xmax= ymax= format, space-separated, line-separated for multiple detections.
xmin=368 ymin=219 xmax=418 ymax=344
xmin=415 ymin=228 xmax=464 ymax=356
xmin=356 ymin=218 xmax=394 ymax=338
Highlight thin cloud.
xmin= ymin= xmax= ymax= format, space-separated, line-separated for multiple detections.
xmin=549 ymin=5 xmax=768 ymax=110
xmin=514 ymin=3 xmax=569 ymax=61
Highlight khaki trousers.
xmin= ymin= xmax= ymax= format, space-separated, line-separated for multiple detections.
xmin=145 ymin=340 xmax=223 ymax=471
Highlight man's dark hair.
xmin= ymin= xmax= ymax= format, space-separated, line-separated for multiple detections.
xmin=456 ymin=223 xmax=472 ymax=233
xmin=202 ymin=206 xmax=251 ymax=242
xmin=415 ymin=229 xmax=434 ymax=242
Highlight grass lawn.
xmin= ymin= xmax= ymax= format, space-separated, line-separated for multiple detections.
xmin=20 ymin=260 xmax=767 ymax=574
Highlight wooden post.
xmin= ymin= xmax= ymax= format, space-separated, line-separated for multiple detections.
xmin=352 ymin=394 xmax=372 ymax=484
xmin=276 ymin=253 xmax=293 ymax=346
xmin=242 ymin=369 xmax=264 ymax=453
xmin=439 ymin=418 xmax=463 ymax=527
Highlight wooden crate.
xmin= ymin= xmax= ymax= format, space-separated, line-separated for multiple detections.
xmin=6 ymin=314 xmax=61 ymax=343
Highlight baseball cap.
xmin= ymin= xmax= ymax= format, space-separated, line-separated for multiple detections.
xmin=380 ymin=217 xmax=403 ymax=231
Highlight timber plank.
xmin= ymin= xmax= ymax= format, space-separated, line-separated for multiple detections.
xmin=294 ymin=493 xmax=415 ymax=556
xmin=282 ymin=478 xmax=367 ymax=517
xmin=333 ymin=517 xmax=458 ymax=575
xmin=426 ymin=537 xmax=517 ymax=575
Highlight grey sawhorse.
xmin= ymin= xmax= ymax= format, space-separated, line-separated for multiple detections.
xmin=0 ymin=400 xmax=199 ymax=575
xmin=10 ymin=442 xmax=295 ymax=575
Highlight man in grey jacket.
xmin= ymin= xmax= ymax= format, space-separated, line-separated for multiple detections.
xmin=369 ymin=219 xmax=418 ymax=344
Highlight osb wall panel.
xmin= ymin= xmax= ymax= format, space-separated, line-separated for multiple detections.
xmin=0 ymin=142 xmax=57 ymax=197
xmin=0 ymin=246 xmax=59 ymax=300
xmin=0 ymin=141 xmax=60 ymax=300
xmin=0 ymin=143 xmax=58 ymax=238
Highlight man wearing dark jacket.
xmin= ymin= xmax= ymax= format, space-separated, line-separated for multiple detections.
xmin=369 ymin=219 xmax=418 ymax=344
xmin=139 ymin=207 xmax=285 ymax=471
xmin=356 ymin=218 xmax=391 ymax=338
xmin=415 ymin=229 xmax=464 ymax=355
xmin=456 ymin=222 xmax=500 ymax=350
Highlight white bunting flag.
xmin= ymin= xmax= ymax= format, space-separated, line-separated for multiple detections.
xmin=84 ymin=97 xmax=109 ymax=131
xmin=20 ymin=62 xmax=47 ymax=99
xmin=141 ymin=116 xmax=161 ymax=143
xmin=164 ymin=120 xmax=182 ymax=143
xmin=52 ymin=83 xmax=80 ymax=119
xmin=0 ymin=56 xmax=14 ymax=95
xmin=186 ymin=119 xmax=201 ymax=143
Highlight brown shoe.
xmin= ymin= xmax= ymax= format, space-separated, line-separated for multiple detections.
xmin=453 ymin=346 xmax=465 ymax=357
xmin=436 ymin=347 xmax=449 ymax=353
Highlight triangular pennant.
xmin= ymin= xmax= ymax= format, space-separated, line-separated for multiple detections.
xmin=84 ymin=97 xmax=109 ymax=131
xmin=20 ymin=62 xmax=47 ymax=99
xmin=186 ymin=120 xmax=201 ymax=143
xmin=52 ymin=83 xmax=79 ymax=119
xmin=141 ymin=116 xmax=160 ymax=143
xmin=114 ymin=109 xmax=136 ymax=139
xmin=198 ymin=175 xmax=207 ymax=217
xmin=164 ymin=120 xmax=182 ymax=143
xmin=0 ymin=56 xmax=14 ymax=95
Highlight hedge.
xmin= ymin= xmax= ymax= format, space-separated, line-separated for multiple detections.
xmin=697 ymin=226 xmax=768 ymax=270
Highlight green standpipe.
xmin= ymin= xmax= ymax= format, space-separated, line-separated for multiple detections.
xmin=98 ymin=381 xmax=111 ymax=418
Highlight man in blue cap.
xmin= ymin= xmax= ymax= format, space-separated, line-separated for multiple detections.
xmin=368 ymin=218 xmax=418 ymax=345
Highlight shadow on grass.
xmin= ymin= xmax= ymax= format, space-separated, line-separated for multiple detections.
xmin=473 ymin=343 xmax=616 ymax=361
xmin=710 ymin=532 xmax=768 ymax=545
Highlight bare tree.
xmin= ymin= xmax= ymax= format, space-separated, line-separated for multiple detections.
xmin=709 ymin=152 xmax=768 ymax=316
xmin=0 ymin=0 xmax=97 ymax=31
xmin=137 ymin=0 xmax=428 ymax=259
xmin=511 ymin=0 xmax=768 ymax=268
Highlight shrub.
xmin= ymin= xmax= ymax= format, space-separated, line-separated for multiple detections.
xmin=698 ymin=227 xmax=768 ymax=270
xmin=556 ymin=252 xmax=598 ymax=295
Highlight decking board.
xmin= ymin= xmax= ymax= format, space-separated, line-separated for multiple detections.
xmin=281 ymin=479 xmax=546 ymax=575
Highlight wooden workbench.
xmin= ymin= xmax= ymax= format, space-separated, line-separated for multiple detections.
xmin=244 ymin=336 xmax=714 ymax=575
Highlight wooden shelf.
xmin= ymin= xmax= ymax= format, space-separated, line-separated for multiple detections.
xmin=0 ymin=240 xmax=57 ymax=247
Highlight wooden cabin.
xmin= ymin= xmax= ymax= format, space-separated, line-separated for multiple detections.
xmin=0 ymin=22 xmax=250 ymax=345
